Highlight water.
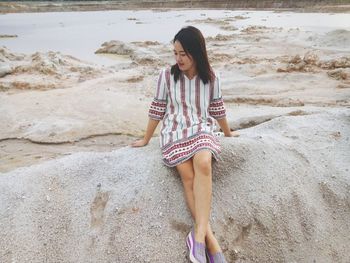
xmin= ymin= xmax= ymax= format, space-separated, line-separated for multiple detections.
xmin=0 ymin=9 xmax=349 ymax=65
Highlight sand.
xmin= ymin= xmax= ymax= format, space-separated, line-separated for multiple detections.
xmin=0 ymin=6 xmax=350 ymax=263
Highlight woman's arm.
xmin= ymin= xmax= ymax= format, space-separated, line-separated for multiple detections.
xmin=209 ymin=73 xmax=238 ymax=137
xmin=132 ymin=69 xmax=168 ymax=147
xmin=217 ymin=117 xmax=231 ymax=137
xmin=131 ymin=118 xmax=160 ymax=147
xmin=217 ymin=117 xmax=239 ymax=137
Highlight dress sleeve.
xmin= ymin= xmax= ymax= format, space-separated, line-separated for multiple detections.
xmin=209 ymin=73 xmax=226 ymax=120
xmin=148 ymin=69 xmax=168 ymax=121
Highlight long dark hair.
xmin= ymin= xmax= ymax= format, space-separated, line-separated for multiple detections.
xmin=171 ymin=26 xmax=214 ymax=84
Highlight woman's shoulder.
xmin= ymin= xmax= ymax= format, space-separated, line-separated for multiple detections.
xmin=156 ymin=67 xmax=172 ymax=87
xmin=211 ymin=68 xmax=220 ymax=76
xmin=157 ymin=67 xmax=172 ymax=77
xmin=159 ymin=66 xmax=172 ymax=72
xmin=210 ymin=68 xmax=220 ymax=82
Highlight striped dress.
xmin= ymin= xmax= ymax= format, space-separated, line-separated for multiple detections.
xmin=148 ymin=68 xmax=226 ymax=167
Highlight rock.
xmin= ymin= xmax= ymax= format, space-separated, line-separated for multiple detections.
xmin=289 ymin=55 xmax=302 ymax=64
xmin=206 ymin=34 xmax=235 ymax=41
xmin=241 ymin=25 xmax=269 ymax=34
xmin=320 ymin=57 xmax=350 ymax=69
xmin=278 ymin=52 xmax=349 ymax=73
xmin=327 ymin=69 xmax=348 ymax=80
xmin=0 ymin=34 xmax=18 ymax=38
xmin=303 ymin=51 xmax=319 ymax=65
xmin=0 ymin=111 xmax=349 ymax=262
xmin=337 ymin=83 xmax=350 ymax=89
xmin=95 ymin=40 xmax=134 ymax=55
xmin=0 ymin=64 xmax=12 ymax=77
xmin=0 ymin=46 xmax=25 ymax=62
xmin=220 ymin=25 xmax=238 ymax=31
xmin=0 ymin=47 xmax=103 ymax=91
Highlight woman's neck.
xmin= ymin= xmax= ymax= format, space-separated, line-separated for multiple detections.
xmin=183 ymin=67 xmax=197 ymax=80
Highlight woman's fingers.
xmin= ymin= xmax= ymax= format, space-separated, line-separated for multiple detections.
xmin=131 ymin=140 xmax=141 ymax=147
xmin=131 ymin=139 xmax=147 ymax=147
xmin=231 ymin=131 xmax=240 ymax=137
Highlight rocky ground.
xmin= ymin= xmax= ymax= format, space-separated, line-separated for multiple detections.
xmin=0 ymin=110 xmax=349 ymax=262
xmin=0 ymin=8 xmax=350 ymax=263
xmin=1 ymin=19 xmax=349 ymax=173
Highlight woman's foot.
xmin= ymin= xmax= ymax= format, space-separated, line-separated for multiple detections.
xmin=206 ymin=250 xmax=227 ymax=263
xmin=186 ymin=229 xmax=207 ymax=263
xmin=205 ymin=225 xmax=227 ymax=263
xmin=205 ymin=224 xmax=221 ymax=255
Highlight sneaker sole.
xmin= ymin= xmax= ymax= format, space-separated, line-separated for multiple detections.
xmin=186 ymin=231 xmax=201 ymax=263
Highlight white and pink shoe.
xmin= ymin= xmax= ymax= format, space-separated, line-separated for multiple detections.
xmin=186 ymin=229 xmax=207 ymax=263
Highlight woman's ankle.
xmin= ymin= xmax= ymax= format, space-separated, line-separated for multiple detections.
xmin=194 ymin=224 xmax=207 ymax=243
xmin=205 ymin=233 xmax=222 ymax=254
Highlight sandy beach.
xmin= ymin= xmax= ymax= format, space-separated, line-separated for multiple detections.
xmin=0 ymin=3 xmax=350 ymax=263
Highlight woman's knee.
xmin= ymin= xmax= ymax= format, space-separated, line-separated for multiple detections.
xmin=194 ymin=151 xmax=212 ymax=175
xmin=176 ymin=160 xmax=195 ymax=183
xmin=181 ymin=172 xmax=194 ymax=185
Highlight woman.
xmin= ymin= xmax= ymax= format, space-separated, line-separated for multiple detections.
xmin=132 ymin=26 xmax=234 ymax=263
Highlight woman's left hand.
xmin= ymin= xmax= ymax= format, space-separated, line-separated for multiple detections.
xmin=230 ymin=130 xmax=240 ymax=137
xmin=224 ymin=130 xmax=239 ymax=137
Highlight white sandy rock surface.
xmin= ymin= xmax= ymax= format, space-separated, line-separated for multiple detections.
xmin=0 ymin=47 xmax=106 ymax=92
xmin=0 ymin=109 xmax=349 ymax=262
xmin=1 ymin=11 xmax=350 ymax=262
xmin=1 ymin=23 xmax=350 ymax=171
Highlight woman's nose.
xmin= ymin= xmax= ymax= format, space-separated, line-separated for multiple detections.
xmin=175 ymin=54 xmax=181 ymax=62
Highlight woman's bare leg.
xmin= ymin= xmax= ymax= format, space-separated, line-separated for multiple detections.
xmin=176 ymin=156 xmax=222 ymax=253
xmin=192 ymin=150 xmax=212 ymax=243
xmin=176 ymin=159 xmax=196 ymax=218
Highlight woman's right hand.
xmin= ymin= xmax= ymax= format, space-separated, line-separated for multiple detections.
xmin=131 ymin=138 xmax=148 ymax=147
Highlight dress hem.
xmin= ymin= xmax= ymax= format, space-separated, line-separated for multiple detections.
xmin=162 ymin=147 xmax=220 ymax=167
xmin=161 ymin=131 xmax=221 ymax=167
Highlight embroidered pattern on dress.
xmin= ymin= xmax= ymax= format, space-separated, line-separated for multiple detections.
xmin=209 ymin=97 xmax=226 ymax=119
xmin=148 ymin=99 xmax=166 ymax=120
xmin=161 ymin=132 xmax=221 ymax=167
xmin=147 ymin=68 xmax=226 ymax=167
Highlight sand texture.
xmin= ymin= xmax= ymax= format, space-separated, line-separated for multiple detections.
xmin=1 ymin=110 xmax=349 ymax=262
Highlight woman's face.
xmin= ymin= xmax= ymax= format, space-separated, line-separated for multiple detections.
xmin=173 ymin=40 xmax=196 ymax=73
